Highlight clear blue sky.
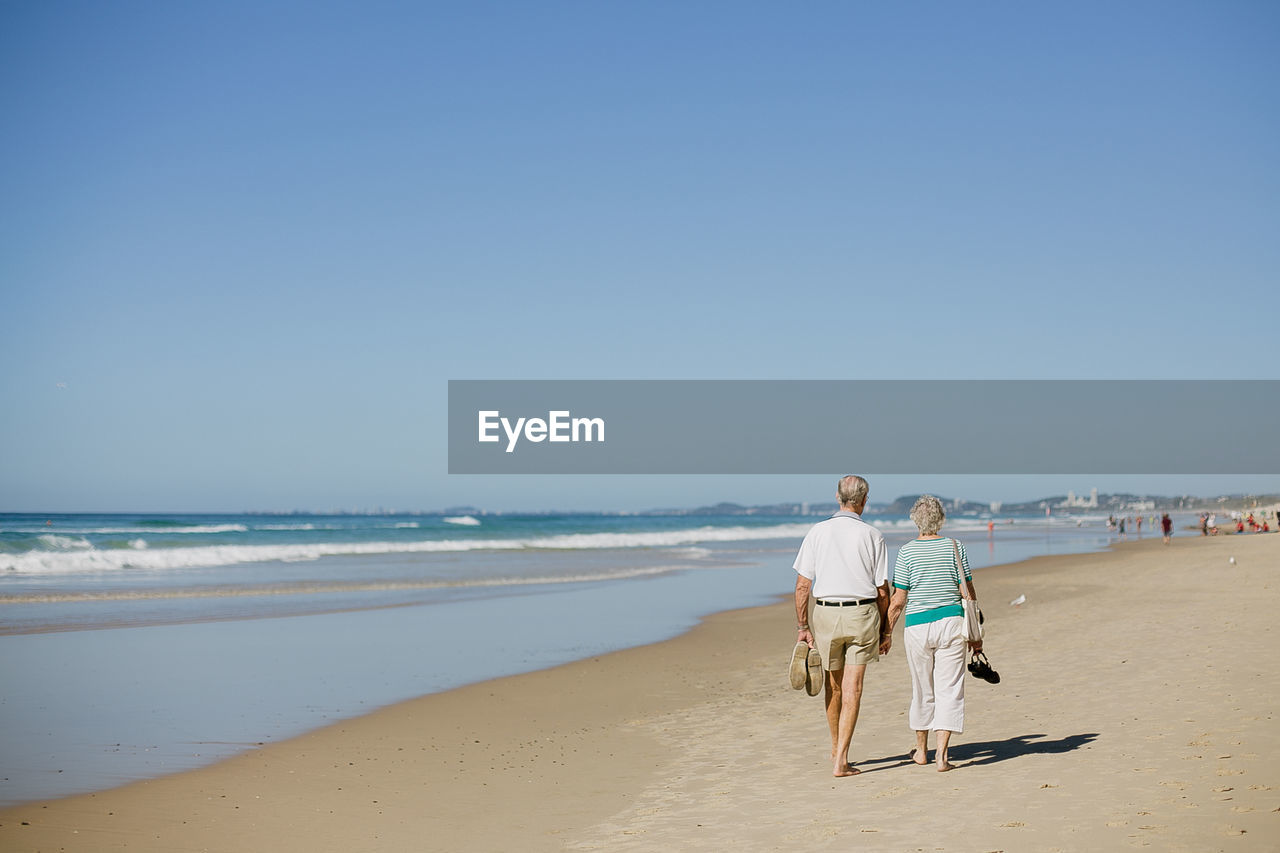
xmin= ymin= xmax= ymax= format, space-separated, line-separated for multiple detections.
xmin=3 ymin=2 xmax=1276 ymax=512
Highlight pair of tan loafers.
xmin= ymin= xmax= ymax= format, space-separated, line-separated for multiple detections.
xmin=788 ymin=642 xmax=823 ymax=696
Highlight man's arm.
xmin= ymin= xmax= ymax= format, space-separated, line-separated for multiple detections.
xmin=876 ymin=581 xmax=892 ymax=654
xmin=795 ymin=574 xmax=815 ymax=648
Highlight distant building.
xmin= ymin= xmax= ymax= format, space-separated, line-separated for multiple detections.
xmin=1061 ymin=488 xmax=1099 ymax=509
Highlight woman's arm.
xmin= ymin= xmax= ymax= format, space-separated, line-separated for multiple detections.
xmin=962 ymin=577 xmax=982 ymax=652
xmin=881 ymin=587 xmax=908 ymax=654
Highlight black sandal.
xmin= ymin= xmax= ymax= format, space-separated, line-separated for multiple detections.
xmin=968 ymin=651 xmax=1000 ymax=684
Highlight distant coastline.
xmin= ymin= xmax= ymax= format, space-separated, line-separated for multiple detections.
xmin=11 ymin=490 xmax=1277 ymax=519
xmin=654 ymin=491 xmax=1280 ymax=518
xmin=290 ymin=491 xmax=1276 ymax=518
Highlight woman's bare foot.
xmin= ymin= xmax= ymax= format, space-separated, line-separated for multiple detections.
xmin=910 ymin=748 xmax=929 ymax=766
xmin=833 ymin=762 xmax=861 ymax=778
xmin=936 ymin=761 xmax=955 ymax=772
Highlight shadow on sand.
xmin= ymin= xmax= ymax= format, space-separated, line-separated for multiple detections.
xmin=857 ymin=732 xmax=1100 ymax=773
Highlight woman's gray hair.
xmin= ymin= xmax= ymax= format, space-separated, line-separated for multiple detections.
xmin=910 ymin=494 xmax=946 ymax=535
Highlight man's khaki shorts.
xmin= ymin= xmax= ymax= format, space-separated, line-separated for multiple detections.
xmin=811 ymin=601 xmax=880 ymax=670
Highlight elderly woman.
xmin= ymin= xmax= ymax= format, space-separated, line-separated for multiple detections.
xmin=881 ymin=495 xmax=982 ymax=772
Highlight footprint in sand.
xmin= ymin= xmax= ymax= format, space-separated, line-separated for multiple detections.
xmin=1215 ymin=769 xmax=1245 ymax=776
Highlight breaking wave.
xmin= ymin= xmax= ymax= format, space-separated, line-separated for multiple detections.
xmin=0 ymin=563 xmax=694 ymax=605
xmin=1 ymin=523 xmax=811 ymax=575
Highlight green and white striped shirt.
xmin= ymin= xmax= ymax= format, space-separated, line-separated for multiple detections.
xmin=892 ymin=537 xmax=972 ymax=627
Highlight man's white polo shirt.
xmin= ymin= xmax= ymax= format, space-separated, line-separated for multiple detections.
xmin=793 ymin=510 xmax=888 ymax=601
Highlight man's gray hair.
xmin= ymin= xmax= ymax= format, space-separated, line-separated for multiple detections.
xmin=837 ymin=475 xmax=869 ymax=509
xmin=910 ymin=494 xmax=946 ymax=536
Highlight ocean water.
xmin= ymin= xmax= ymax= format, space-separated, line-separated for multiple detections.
xmin=0 ymin=509 xmax=1142 ymax=805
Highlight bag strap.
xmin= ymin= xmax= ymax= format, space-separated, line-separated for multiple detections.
xmin=954 ymin=538 xmax=975 ymax=601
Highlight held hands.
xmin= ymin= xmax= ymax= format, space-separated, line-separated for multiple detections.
xmin=879 ymin=633 xmax=892 ymax=656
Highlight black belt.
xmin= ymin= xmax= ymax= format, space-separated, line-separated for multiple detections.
xmin=815 ymin=597 xmax=876 ymax=607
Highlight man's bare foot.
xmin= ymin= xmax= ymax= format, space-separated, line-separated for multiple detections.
xmin=833 ymin=762 xmax=861 ymax=778
xmin=936 ymin=761 xmax=955 ymax=772
xmin=910 ymin=748 xmax=929 ymax=766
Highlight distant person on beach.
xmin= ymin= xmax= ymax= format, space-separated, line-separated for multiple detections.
xmin=793 ymin=475 xmax=889 ymax=778
xmin=1161 ymin=513 xmax=1173 ymax=544
xmin=881 ymin=495 xmax=982 ymax=772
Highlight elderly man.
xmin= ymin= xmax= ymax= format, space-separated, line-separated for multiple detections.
xmin=793 ymin=475 xmax=889 ymax=777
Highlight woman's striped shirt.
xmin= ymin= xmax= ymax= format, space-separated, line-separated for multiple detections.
xmin=892 ymin=537 xmax=972 ymax=627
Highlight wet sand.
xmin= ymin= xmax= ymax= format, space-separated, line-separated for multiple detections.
xmin=1 ymin=531 xmax=1277 ymax=851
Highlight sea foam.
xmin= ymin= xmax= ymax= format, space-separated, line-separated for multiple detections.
xmin=1 ymin=523 xmax=812 ymax=575
xmin=31 ymin=524 xmax=251 ymax=535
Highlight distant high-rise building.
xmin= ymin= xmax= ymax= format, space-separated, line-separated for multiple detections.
xmin=1062 ymin=488 xmax=1101 ymax=509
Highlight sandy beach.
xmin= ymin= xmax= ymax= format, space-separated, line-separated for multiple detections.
xmin=2 ymin=531 xmax=1277 ymax=852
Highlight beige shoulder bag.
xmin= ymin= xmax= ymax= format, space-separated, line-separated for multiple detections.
xmin=954 ymin=539 xmax=983 ymax=641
